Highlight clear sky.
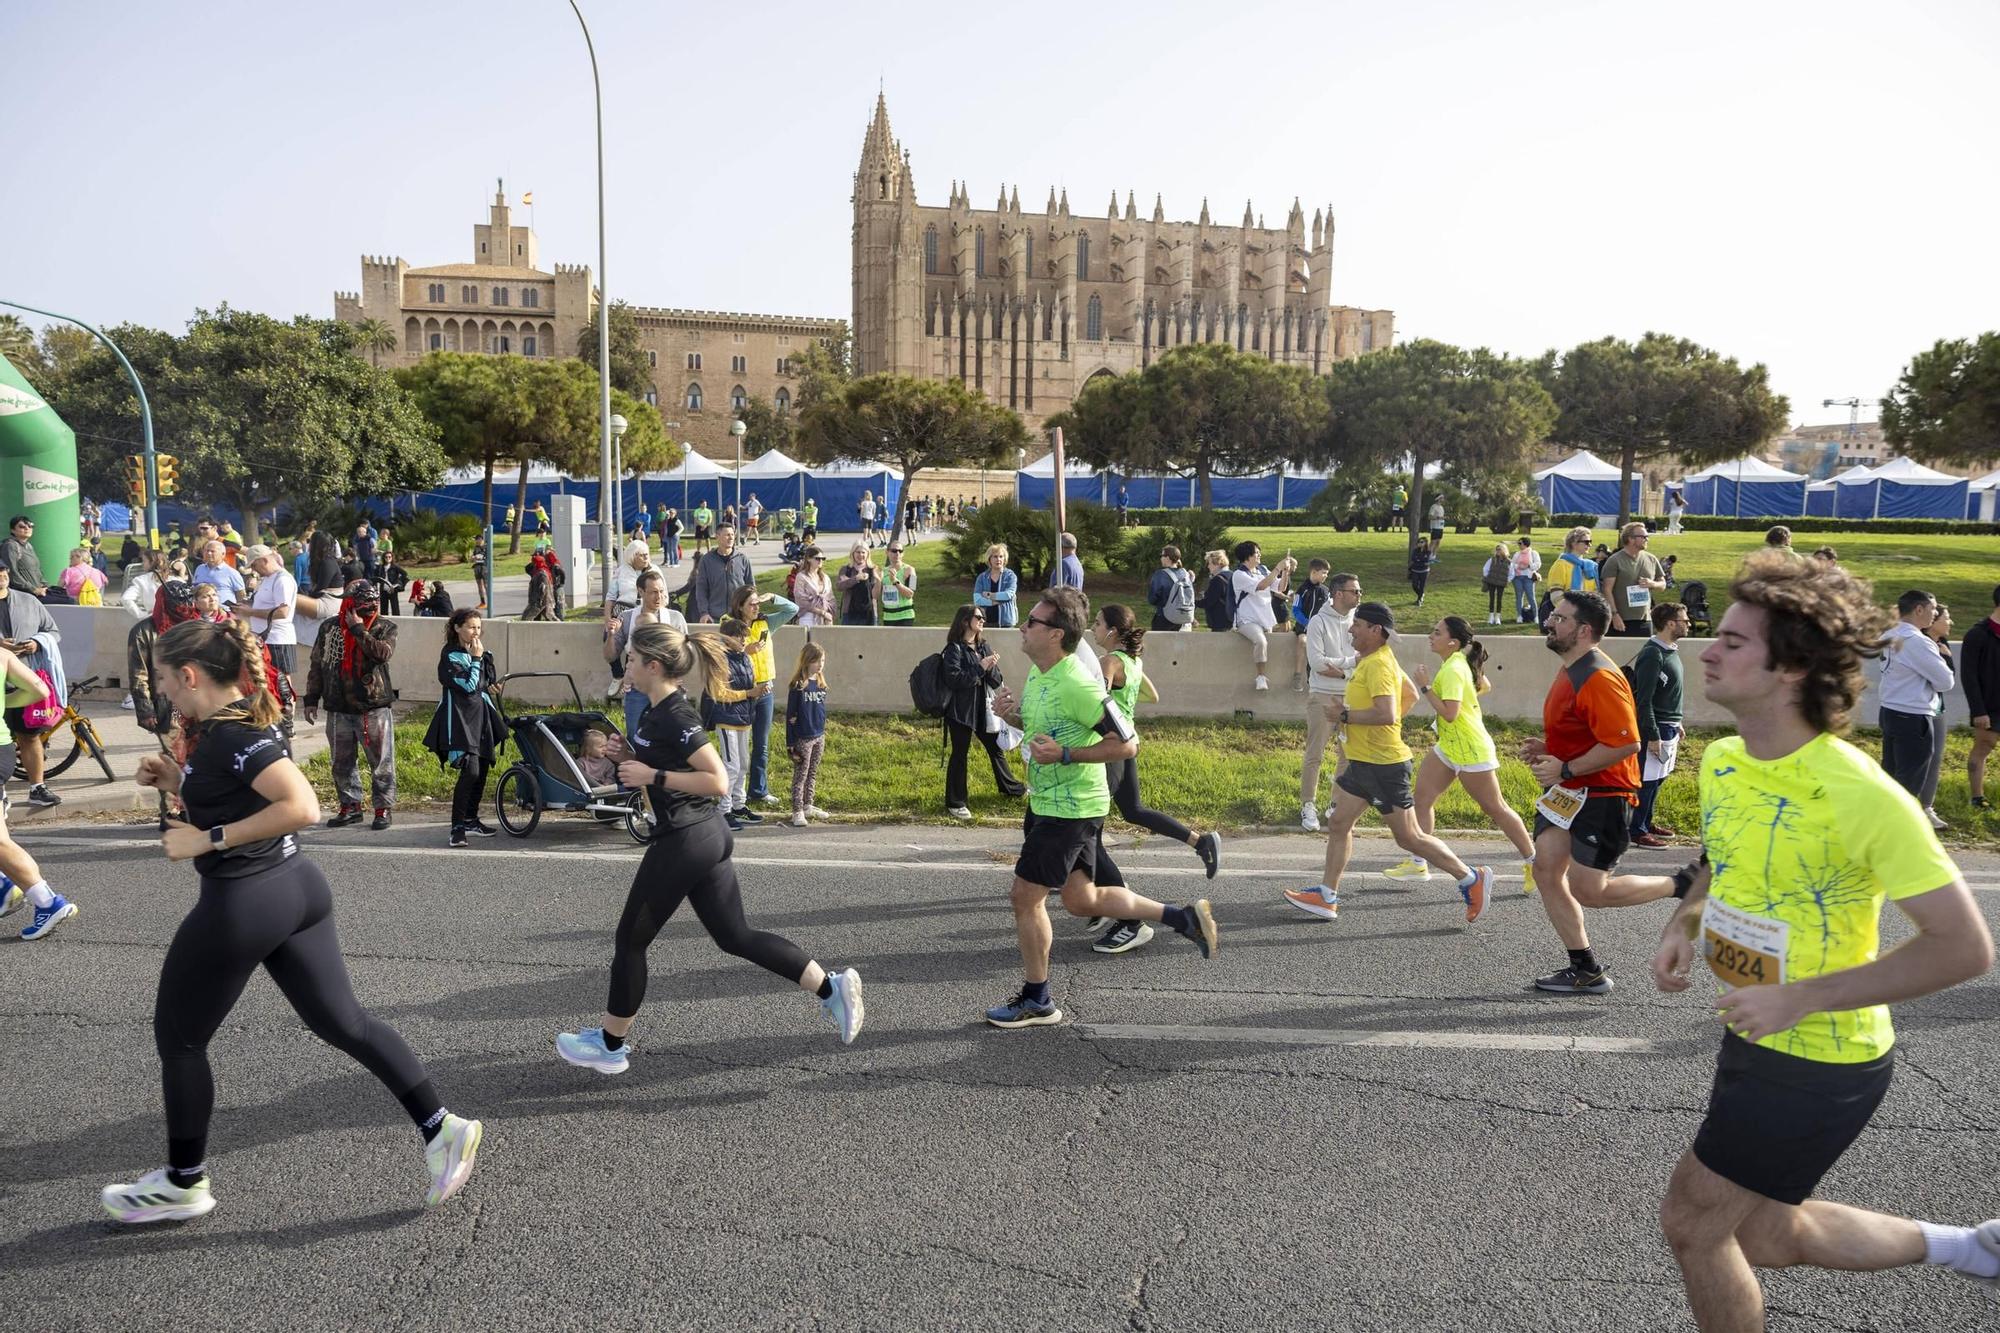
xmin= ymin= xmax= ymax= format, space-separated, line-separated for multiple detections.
xmin=7 ymin=0 xmax=1995 ymax=428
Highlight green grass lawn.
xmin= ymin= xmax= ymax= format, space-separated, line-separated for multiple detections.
xmin=312 ymin=708 xmax=2000 ymax=848
xmin=757 ymin=526 xmax=2000 ymax=633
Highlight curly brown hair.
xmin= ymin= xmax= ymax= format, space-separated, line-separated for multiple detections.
xmin=1727 ymin=549 xmax=1892 ymax=734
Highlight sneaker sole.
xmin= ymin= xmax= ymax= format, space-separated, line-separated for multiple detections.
xmin=1534 ymin=976 xmax=1615 ymax=996
xmin=21 ymin=902 xmax=77 ymax=941
xmin=1381 ymin=869 xmax=1432 ymax=882
xmin=1189 ymin=899 xmax=1219 ymax=958
xmin=985 ymin=1008 xmax=1063 ymax=1029
xmin=555 ymin=1038 xmax=629 ymax=1075
xmin=837 ymin=971 xmax=865 ymax=1044
xmin=1198 ymin=834 xmax=1222 ymax=880
xmin=1465 ymin=868 xmax=1493 ymax=925
xmin=1284 ymin=894 xmax=1338 ymax=921
xmin=1092 ymin=924 xmax=1155 ymax=954
xmin=428 ymin=1119 xmax=484 ymax=1207
xmin=102 ymin=1193 xmax=216 ymax=1225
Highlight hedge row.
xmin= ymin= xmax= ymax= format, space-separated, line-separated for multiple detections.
xmin=1115 ymin=508 xmax=2000 ymax=537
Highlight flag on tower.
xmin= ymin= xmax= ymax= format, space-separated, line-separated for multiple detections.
xmin=522 ymin=191 xmax=534 ymax=205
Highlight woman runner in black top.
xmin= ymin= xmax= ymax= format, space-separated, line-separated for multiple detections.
xmin=556 ymin=622 xmax=865 ymax=1073
xmin=101 ymin=618 xmax=483 ymax=1225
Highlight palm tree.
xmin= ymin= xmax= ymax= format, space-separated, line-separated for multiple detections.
xmin=352 ymin=317 xmax=397 ymax=368
xmin=0 ymin=315 xmax=35 ymax=367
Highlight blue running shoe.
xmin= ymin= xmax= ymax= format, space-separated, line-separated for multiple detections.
xmin=21 ymin=895 xmax=76 ymax=941
xmin=985 ymin=989 xmax=1062 ymax=1029
xmin=555 ymin=1026 xmax=630 ymax=1074
xmin=0 ymin=883 xmax=22 ymax=920
xmin=821 ymin=967 xmax=865 ymax=1044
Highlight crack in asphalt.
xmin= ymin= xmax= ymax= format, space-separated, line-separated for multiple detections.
xmin=1124 ymin=1220 xmax=1191 ymax=1331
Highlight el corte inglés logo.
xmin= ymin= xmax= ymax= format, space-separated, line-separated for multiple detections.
xmin=0 ymin=383 xmax=47 ymax=417
xmin=22 ymin=465 xmax=78 ymax=505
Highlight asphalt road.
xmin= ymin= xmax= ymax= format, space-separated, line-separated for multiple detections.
xmin=4 ymin=820 xmax=1997 ymax=1332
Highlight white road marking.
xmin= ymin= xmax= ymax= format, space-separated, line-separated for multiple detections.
xmin=1075 ymin=1023 xmax=1662 ymax=1053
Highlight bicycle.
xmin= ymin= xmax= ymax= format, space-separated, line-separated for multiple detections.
xmin=13 ymin=675 xmax=117 ymax=783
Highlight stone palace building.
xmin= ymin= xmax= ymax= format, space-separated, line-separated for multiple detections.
xmin=850 ymin=93 xmax=1395 ymax=428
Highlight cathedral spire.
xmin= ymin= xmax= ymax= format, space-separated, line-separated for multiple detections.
xmin=1047 ymin=186 xmax=1058 ymax=215
xmin=1108 ymin=190 xmax=1119 ymax=218
xmin=1198 ymin=197 xmax=1211 ymax=227
xmin=1124 ymin=190 xmax=1137 ymax=221
xmin=1242 ymin=200 xmax=1254 ymax=229
xmin=1152 ymin=193 xmax=1164 ymax=223
xmin=1010 ymin=184 xmax=1020 ymax=213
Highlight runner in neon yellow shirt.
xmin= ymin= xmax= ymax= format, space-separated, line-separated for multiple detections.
xmin=1401 ymin=615 xmax=1536 ymax=889
xmin=1649 ymin=551 xmax=1998 ymax=1320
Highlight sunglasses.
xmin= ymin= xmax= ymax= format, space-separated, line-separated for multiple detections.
xmin=1025 ymin=615 xmax=1060 ymax=630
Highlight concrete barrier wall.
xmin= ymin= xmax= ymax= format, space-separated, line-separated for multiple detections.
xmin=43 ymin=606 xmax=1968 ymax=727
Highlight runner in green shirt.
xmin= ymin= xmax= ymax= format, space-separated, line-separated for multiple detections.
xmin=984 ymin=589 xmax=1218 ymax=1028
xmin=691 ymin=502 xmax=714 ymax=557
xmin=879 ymin=543 xmax=917 ymax=625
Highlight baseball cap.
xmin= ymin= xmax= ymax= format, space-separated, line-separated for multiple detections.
xmin=1352 ymin=601 xmax=1396 ymax=632
xmin=240 ymin=543 xmax=276 ymax=563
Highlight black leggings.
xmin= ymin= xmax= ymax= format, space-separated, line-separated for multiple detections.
xmin=154 ymin=857 xmax=438 ymax=1172
xmin=1105 ymin=756 xmax=1193 ymax=845
xmin=608 ymin=812 xmax=810 ymax=1018
xmin=1486 ymin=586 xmax=1504 ymax=614
xmin=451 ymin=757 xmax=489 ymax=826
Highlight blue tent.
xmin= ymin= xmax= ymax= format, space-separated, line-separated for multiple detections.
xmin=1108 ymin=473 xmax=1195 ymax=509
xmin=804 ymin=463 xmax=902 ymax=530
xmin=1016 ymin=456 xmax=1107 ymax=510
xmin=1857 ymin=457 xmax=1969 ymax=519
xmin=1677 ymin=457 xmax=1807 ymax=517
xmin=1534 ymin=451 xmax=1642 ymax=514
xmin=1805 ymin=482 xmax=1837 ymax=516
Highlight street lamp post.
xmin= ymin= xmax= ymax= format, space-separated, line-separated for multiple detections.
xmin=730 ymin=418 xmax=747 ymax=517
xmin=610 ymin=411 xmax=628 ymax=542
xmin=567 ymin=0 xmax=616 ymax=614
xmin=0 ymin=299 xmax=157 ymax=537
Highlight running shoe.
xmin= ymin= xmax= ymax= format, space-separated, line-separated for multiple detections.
xmin=1533 ymin=965 xmax=1614 ymax=996
xmin=736 ymin=809 xmax=765 ymax=826
xmin=946 ymin=805 xmax=972 ymax=819
xmin=1381 ymin=859 xmax=1431 ymax=881
xmin=21 ymin=895 xmax=76 ymax=941
xmin=1300 ymin=803 xmax=1320 ymax=833
xmin=1093 ymin=921 xmax=1153 ymax=954
xmin=1927 ymin=807 xmax=1948 ymax=830
xmin=1174 ymin=899 xmax=1219 ymax=958
xmin=101 ymin=1168 xmax=216 ymax=1225
xmin=1083 ymin=916 xmax=1107 ymax=932
xmin=807 ymin=806 xmax=831 ymax=820
xmin=789 ymin=812 xmax=807 ymax=827
xmin=761 ymin=794 xmax=782 ymax=807
xmin=985 ymin=990 xmax=1062 ymax=1029
xmin=466 ymin=818 xmax=498 ymax=838
xmin=1973 ymin=797 xmax=1991 ymax=812
xmin=27 ymin=784 xmax=60 ymax=808
xmin=1284 ymin=884 xmax=1339 ymax=921
xmin=425 ymin=1114 xmax=484 ymax=1207
xmin=556 ymin=1026 xmax=630 ymax=1074
xmin=1461 ymin=867 xmax=1494 ymax=924
xmin=1254 ymin=675 xmax=1269 ymax=691
xmin=1195 ymin=831 xmax=1222 ymax=880
xmin=449 ymin=827 xmax=468 ymax=849
xmin=0 ymin=883 xmax=21 ymax=919
xmin=821 ymin=967 xmax=865 ymax=1044
xmin=1521 ymin=860 xmax=1537 ymax=896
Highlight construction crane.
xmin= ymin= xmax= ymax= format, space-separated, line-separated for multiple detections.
xmin=1822 ymin=397 xmax=1863 ymax=440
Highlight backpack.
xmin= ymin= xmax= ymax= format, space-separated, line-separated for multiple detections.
xmin=77 ymin=578 xmax=102 ymax=606
xmin=1163 ymin=569 xmax=1195 ymax=626
xmin=908 ymin=653 xmax=948 ymax=718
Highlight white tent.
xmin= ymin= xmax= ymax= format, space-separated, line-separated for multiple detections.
xmin=735 ymin=448 xmax=805 ymax=479
xmin=1533 ymin=450 xmax=1641 ymax=514
xmin=645 ymin=450 xmax=730 ymax=479
xmin=1835 ymin=457 xmax=1968 ymax=519
xmin=1968 ymin=468 xmax=2000 ymax=522
xmin=1676 ymin=455 xmax=1808 ymax=517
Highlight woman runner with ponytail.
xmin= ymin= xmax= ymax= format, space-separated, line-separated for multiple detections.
xmin=1401 ymin=615 xmax=1538 ymax=907
xmin=103 ymin=618 xmax=481 ymax=1224
xmin=556 ymin=623 xmax=864 ymax=1073
xmin=1085 ymin=604 xmax=1222 ymax=954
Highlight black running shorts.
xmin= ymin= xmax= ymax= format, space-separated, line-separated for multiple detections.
xmin=1532 ymin=792 xmax=1632 ymax=871
xmin=1015 ymin=811 xmax=1102 ymax=890
xmin=1691 ymin=1032 xmax=1894 ymax=1206
xmin=1336 ymin=759 xmax=1414 ymax=815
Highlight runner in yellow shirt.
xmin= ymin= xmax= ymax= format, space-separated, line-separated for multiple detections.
xmin=1400 ymin=616 xmax=1537 ymax=891
xmin=1284 ymin=602 xmax=1493 ymax=924
xmin=1650 ymin=551 xmax=1998 ymax=1327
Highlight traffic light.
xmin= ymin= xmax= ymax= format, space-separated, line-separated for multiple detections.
xmin=125 ymin=455 xmax=147 ymax=508
xmin=155 ymin=453 xmax=179 ymax=497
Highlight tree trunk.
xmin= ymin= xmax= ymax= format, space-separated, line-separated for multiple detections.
xmin=1618 ymin=441 xmax=1637 ymax=529
xmin=1407 ymin=452 xmax=1428 ymax=542
xmin=234 ymin=493 xmax=263 ymax=545
xmin=1196 ymin=454 xmax=1213 ymax=509
xmin=510 ymin=449 xmax=530 ymax=555
xmin=897 ymin=463 xmax=921 ymax=546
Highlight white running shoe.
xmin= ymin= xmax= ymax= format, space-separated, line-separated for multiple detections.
xmin=1253 ymin=675 xmax=1269 ymax=691
xmin=807 ymin=806 xmax=831 ymax=820
xmin=425 ymin=1114 xmax=484 ymax=1207
xmin=1300 ymin=802 xmax=1320 ymax=833
xmin=101 ymin=1168 xmax=216 ymax=1225
xmin=789 ymin=812 xmax=808 ymax=827
xmin=1926 ymin=807 xmax=1948 ymax=830
xmin=821 ymin=967 xmax=865 ymax=1044
xmin=1381 ymin=859 xmax=1431 ymax=882
xmin=947 ymin=805 xmax=972 ymax=819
